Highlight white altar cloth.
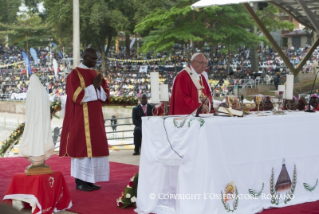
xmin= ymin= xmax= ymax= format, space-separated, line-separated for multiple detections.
xmin=136 ymin=112 xmax=319 ymax=214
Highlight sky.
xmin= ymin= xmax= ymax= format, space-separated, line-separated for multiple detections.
xmin=19 ymin=2 xmax=45 ymax=14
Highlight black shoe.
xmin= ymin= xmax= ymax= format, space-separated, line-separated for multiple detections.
xmin=76 ymin=184 xmax=93 ymax=191
xmin=133 ymin=152 xmax=140 ymax=155
xmin=88 ymin=183 xmax=101 ymax=190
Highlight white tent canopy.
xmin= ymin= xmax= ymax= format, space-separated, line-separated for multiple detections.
xmin=191 ymin=0 xmax=268 ymax=9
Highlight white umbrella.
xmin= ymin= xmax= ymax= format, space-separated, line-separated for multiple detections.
xmin=191 ymin=0 xmax=269 ymax=9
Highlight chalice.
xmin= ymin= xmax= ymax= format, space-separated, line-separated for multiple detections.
xmin=255 ymin=95 xmax=263 ymax=114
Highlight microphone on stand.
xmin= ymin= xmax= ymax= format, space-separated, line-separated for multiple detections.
xmin=195 ymin=71 xmax=234 ymax=117
xmin=305 ymin=69 xmax=319 ymax=113
xmin=241 ymin=94 xmax=244 ymax=114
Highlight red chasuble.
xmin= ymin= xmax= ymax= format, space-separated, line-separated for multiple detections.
xmin=59 ymin=67 xmax=110 ymax=158
xmin=169 ymin=70 xmax=212 ymax=115
xmin=153 ymin=103 xmax=165 ymax=116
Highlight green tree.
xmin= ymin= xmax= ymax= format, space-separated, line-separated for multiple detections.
xmin=43 ymin=0 xmax=73 ymax=52
xmin=0 ymin=0 xmax=21 ymax=44
xmin=119 ymin=0 xmax=179 ymax=58
xmin=1 ymin=12 xmax=51 ymax=57
xmin=134 ymin=0 xmax=261 ymax=65
xmin=44 ymin=0 xmax=135 ymax=72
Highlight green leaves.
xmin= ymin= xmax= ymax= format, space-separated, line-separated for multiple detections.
xmin=2 ymin=12 xmax=51 ymax=55
xmin=303 ymin=179 xmax=318 ymax=192
xmin=135 ymin=2 xmax=261 ymax=55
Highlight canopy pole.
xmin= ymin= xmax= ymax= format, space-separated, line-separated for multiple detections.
xmin=242 ymin=3 xmax=297 ymax=75
xmin=295 ymin=37 xmax=319 ymax=74
xmin=73 ymin=0 xmax=80 ymax=68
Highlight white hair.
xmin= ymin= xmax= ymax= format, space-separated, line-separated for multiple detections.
xmin=191 ymin=53 xmax=205 ymax=61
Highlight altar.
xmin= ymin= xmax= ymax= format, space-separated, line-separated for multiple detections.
xmin=135 ymin=112 xmax=319 ymax=214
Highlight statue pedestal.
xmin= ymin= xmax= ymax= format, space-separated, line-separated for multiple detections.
xmin=4 ymin=171 xmax=72 ymax=213
xmin=24 ymin=164 xmax=53 ymax=176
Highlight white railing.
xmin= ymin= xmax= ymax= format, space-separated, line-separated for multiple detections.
xmin=106 ymin=132 xmax=133 ymax=141
xmin=0 ymin=118 xmax=22 ymax=128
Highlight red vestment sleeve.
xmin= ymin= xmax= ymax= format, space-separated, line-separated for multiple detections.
xmin=154 ymin=103 xmax=165 ymax=116
xmin=169 ymin=70 xmax=201 ymax=115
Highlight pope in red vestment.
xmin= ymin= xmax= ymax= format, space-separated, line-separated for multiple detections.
xmin=169 ymin=53 xmax=212 ymax=115
xmin=59 ymin=66 xmax=110 ymax=158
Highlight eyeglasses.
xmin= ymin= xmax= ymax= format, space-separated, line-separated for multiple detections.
xmin=194 ymin=60 xmax=208 ymax=66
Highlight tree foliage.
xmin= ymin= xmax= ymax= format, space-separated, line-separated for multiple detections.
xmin=257 ymin=4 xmax=295 ymax=34
xmin=1 ymin=12 xmax=51 ymax=56
xmin=135 ymin=1 xmax=262 ymax=58
xmin=0 ymin=0 xmax=21 ymax=43
xmin=43 ymin=0 xmax=73 ymax=50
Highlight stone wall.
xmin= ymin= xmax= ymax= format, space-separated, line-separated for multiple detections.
xmin=295 ymin=73 xmax=316 ymax=83
xmin=0 ymin=101 xmax=26 ymax=114
xmin=0 ymin=101 xmax=133 ymax=118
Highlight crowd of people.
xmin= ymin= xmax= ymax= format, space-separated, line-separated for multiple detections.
xmin=0 ymin=43 xmax=319 ymax=100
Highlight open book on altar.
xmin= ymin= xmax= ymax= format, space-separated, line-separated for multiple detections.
xmin=217 ymin=107 xmax=244 ymax=117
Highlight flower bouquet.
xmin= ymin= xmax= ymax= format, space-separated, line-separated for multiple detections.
xmin=109 ymin=95 xmax=138 ymax=107
xmin=117 ymin=173 xmax=138 ymax=209
xmin=50 ymin=100 xmax=62 ymax=119
xmin=0 ymin=123 xmax=25 ymax=157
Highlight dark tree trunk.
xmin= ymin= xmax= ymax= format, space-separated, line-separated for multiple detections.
xmin=100 ymin=34 xmax=113 ymax=73
xmin=125 ymin=33 xmax=130 ymax=59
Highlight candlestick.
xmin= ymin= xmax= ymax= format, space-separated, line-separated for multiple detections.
xmin=150 ymin=72 xmax=160 ymax=103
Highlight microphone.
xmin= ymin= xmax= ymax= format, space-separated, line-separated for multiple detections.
xmin=305 ymin=69 xmax=319 ymax=113
xmin=241 ymin=94 xmax=244 ymax=115
xmin=195 ymin=101 xmax=205 ymax=117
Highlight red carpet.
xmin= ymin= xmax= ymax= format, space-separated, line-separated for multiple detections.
xmin=1 ymin=155 xmax=319 ymax=214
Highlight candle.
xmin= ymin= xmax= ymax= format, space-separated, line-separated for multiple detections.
xmin=150 ymin=72 xmax=160 ymax=103
xmin=160 ymin=84 xmax=169 ymax=101
xmin=285 ymin=75 xmax=294 ymax=100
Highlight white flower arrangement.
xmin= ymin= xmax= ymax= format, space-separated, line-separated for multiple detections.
xmin=131 ymin=196 xmax=137 ymax=203
xmin=116 ymin=173 xmax=139 ymax=209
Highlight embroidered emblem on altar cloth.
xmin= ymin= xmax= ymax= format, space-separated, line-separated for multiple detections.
xmin=49 ymin=176 xmax=54 ymax=188
xmin=270 ymin=159 xmax=296 ymax=205
xmin=221 ymin=181 xmax=239 ymax=212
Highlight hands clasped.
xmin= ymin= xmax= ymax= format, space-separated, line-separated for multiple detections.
xmin=93 ymin=73 xmax=103 ymax=90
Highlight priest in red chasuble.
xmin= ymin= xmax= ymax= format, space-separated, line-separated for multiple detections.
xmin=59 ymin=48 xmax=110 ymax=191
xmin=169 ymin=53 xmax=212 ymax=115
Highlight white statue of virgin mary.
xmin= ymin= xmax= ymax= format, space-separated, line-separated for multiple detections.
xmin=19 ymin=74 xmax=54 ymax=167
